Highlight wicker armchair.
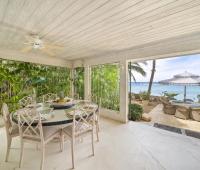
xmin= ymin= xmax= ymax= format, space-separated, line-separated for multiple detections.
xmin=190 ymin=107 xmax=200 ymax=121
xmin=160 ymin=97 xmax=176 ymax=115
xmin=18 ymin=95 xmax=34 ymax=108
xmin=42 ymin=93 xmax=57 ymax=103
xmin=175 ymin=105 xmax=190 ymax=120
xmin=63 ymin=102 xmax=98 ymax=169
xmin=17 ymin=108 xmax=63 ymax=170
xmin=2 ymin=103 xmax=19 ymax=162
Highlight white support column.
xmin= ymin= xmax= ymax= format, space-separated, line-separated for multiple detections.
xmin=84 ymin=65 xmax=91 ymax=101
xmin=119 ymin=59 xmax=128 ymax=123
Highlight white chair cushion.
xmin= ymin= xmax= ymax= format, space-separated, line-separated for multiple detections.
xmin=63 ymin=122 xmax=92 ymax=137
xmin=22 ymin=126 xmax=61 ymax=142
xmin=43 ymin=126 xmax=61 ymax=140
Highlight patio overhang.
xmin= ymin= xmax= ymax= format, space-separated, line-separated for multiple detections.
xmin=0 ymin=47 xmax=72 ymax=67
xmin=73 ymin=31 xmax=200 ymax=67
xmin=1 ymin=0 xmax=200 ymax=123
xmin=0 ymin=1 xmax=199 ymax=64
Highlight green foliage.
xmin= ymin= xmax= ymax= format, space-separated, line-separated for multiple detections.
xmin=129 ymin=103 xmax=143 ymax=121
xmin=133 ymin=93 xmax=141 ymax=100
xmin=0 ymin=59 xmax=122 ymax=113
xmin=139 ymin=91 xmax=150 ymax=100
xmin=128 ymin=62 xmax=147 ymax=106
xmin=74 ymin=67 xmax=84 ymax=99
xmin=128 ymin=62 xmax=147 ymax=81
xmin=91 ymin=64 xmax=120 ymax=111
xmin=0 ymin=58 xmax=71 ymax=113
xmin=163 ymin=92 xmax=178 ymax=100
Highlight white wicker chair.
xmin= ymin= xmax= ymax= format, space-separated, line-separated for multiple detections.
xmin=18 ymin=95 xmax=34 ymax=108
xmin=17 ymin=107 xmax=63 ymax=170
xmin=87 ymin=95 xmax=101 ymax=142
xmin=42 ymin=93 xmax=57 ymax=103
xmin=63 ymin=102 xmax=98 ymax=169
xmin=94 ymin=98 xmax=101 ymax=142
xmin=87 ymin=98 xmax=101 ymax=142
xmin=2 ymin=103 xmax=19 ymax=162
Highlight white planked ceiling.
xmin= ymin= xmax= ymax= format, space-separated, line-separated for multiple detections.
xmin=0 ymin=0 xmax=200 ymax=61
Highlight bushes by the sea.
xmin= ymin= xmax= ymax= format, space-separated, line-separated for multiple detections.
xmin=163 ymin=92 xmax=178 ymax=100
xmin=129 ymin=103 xmax=143 ymax=121
xmin=139 ymin=91 xmax=150 ymax=100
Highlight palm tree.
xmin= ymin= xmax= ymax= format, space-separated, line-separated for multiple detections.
xmin=147 ymin=60 xmax=156 ymax=96
xmin=128 ymin=62 xmax=147 ymax=81
xmin=128 ymin=62 xmax=147 ymax=107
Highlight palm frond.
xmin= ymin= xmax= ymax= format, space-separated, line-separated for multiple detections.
xmin=128 ymin=62 xmax=147 ymax=82
xmin=130 ymin=65 xmax=146 ymax=76
xmin=131 ymin=72 xmax=136 ymax=82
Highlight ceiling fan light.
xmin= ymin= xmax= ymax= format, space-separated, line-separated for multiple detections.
xmin=33 ymin=39 xmax=43 ymax=49
xmin=33 ymin=43 xmax=40 ymax=49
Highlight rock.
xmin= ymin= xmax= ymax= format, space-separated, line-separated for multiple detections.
xmin=142 ymin=113 xmax=151 ymax=122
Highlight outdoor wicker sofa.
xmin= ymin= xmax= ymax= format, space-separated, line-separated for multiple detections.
xmin=175 ymin=105 xmax=190 ymax=120
xmin=190 ymin=107 xmax=200 ymax=122
xmin=160 ymin=97 xmax=176 ymax=115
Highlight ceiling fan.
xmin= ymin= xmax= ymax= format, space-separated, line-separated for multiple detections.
xmin=21 ymin=34 xmax=63 ymax=56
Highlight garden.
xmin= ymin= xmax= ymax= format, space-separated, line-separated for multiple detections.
xmin=0 ymin=58 xmax=120 ymax=114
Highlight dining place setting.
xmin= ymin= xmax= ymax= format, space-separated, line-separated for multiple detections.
xmin=2 ymin=92 xmax=100 ymax=170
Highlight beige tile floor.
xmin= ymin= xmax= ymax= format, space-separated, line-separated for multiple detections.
xmin=149 ymin=104 xmax=200 ymax=132
xmin=1 ymin=117 xmax=200 ymax=170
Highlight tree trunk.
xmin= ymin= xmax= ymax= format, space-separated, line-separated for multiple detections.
xmin=129 ymin=62 xmax=132 ymax=103
xmin=128 ymin=62 xmax=132 ymax=118
xmin=147 ymin=60 xmax=156 ymax=96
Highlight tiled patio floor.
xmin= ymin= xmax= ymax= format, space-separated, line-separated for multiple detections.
xmin=0 ymin=117 xmax=200 ymax=170
xmin=149 ymin=104 xmax=200 ymax=132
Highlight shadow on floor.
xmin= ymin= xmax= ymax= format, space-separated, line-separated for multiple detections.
xmin=153 ymin=122 xmax=200 ymax=139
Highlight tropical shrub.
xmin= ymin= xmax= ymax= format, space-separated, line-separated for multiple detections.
xmin=0 ymin=58 xmax=123 ymax=113
xmin=74 ymin=67 xmax=84 ymax=99
xmin=91 ymin=63 xmax=120 ymax=111
xmin=163 ymin=92 xmax=178 ymax=100
xmin=129 ymin=103 xmax=143 ymax=121
xmin=0 ymin=58 xmax=71 ymax=113
xmin=133 ymin=93 xmax=141 ymax=100
xmin=139 ymin=91 xmax=150 ymax=100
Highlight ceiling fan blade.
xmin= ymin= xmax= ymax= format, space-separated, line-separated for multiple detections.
xmin=45 ymin=43 xmax=63 ymax=50
xmin=41 ymin=48 xmax=55 ymax=56
xmin=21 ymin=46 xmax=32 ymax=53
xmin=24 ymin=42 xmax=33 ymax=45
xmin=25 ymin=35 xmax=35 ymax=42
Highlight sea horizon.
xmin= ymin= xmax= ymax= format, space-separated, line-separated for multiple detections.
xmin=129 ymin=81 xmax=159 ymax=83
xmin=129 ymin=82 xmax=200 ymax=101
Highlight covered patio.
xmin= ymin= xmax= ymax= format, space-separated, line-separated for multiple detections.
xmin=1 ymin=118 xmax=200 ymax=170
xmin=1 ymin=0 xmax=200 ymax=170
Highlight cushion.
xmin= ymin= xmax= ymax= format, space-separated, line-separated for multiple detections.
xmin=9 ymin=124 xmax=19 ymax=136
xmin=22 ymin=126 xmax=61 ymax=142
xmin=63 ymin=122 xmax=92 ymax=137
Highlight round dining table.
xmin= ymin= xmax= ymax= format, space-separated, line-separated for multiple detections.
xmin=12 ymin=101 xmax=98 ymax=126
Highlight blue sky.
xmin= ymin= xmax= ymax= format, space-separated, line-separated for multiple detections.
xmin=133 ymin=54 xmax=200 ymax=82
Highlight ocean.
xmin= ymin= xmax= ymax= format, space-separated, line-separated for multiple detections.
xmin=129 ymin=82 xmax=200 ymax=101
